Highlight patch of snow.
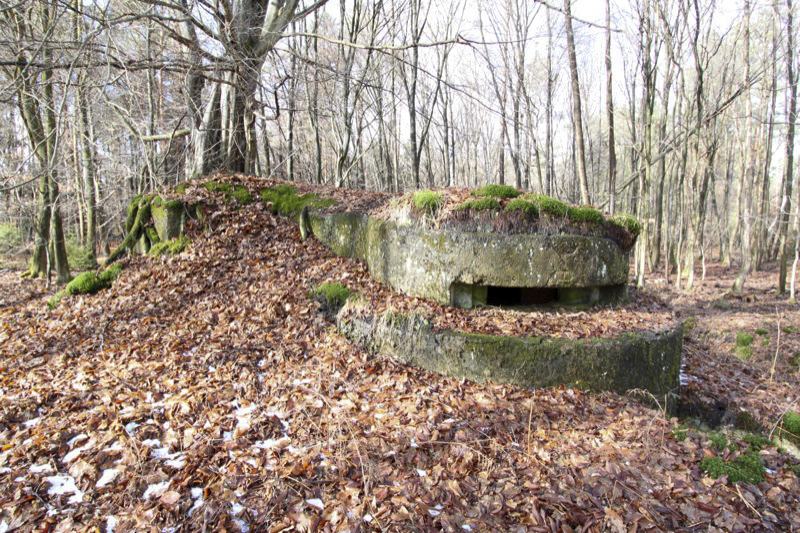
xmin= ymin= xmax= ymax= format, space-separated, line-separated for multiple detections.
xmin=410 ymin=439 xmax=418 ymax=448
xmin=363 ymin=514 xmax=373 ymax=523
xmin=142 ymin=481 xmax=171 ymax=500
xmin=104 ymin=441 xmax=124 ymax=452
xmin=232 ymin=519 xmax=249 ymax=532
xmin=0 ymin=467 xmax=11 ymax=474
xmin=67 ymin=434 xmax=89 ymax=447
xmin=416 ymin=469 xmax=427 ymax=477
xmin=151 ymin=447 xmax=172 ymax=459
xmin=30 ymin=463 xmax=53 ymax=474
xmin=142 ymin=439 xmax=161 ymax=448
xmin=165 ymin=456 xmax=186 ymax=469
xmin=252 ymin=436 xmax=290 ymax=450
xmin=0 ymin=520 xmax=8 ymax=533
xmin=306 ymin=498 xmax=324 ymax=510
xmin=191 ymin=487 xmax=203 ymax=499
xmin=106 ymin=516 xmax=118 ymax=533
xmin=124 ymin=422 xmax=140 ymax=435
xmin=235 ymin=406 xmax=256 ymax=430
xmin=208 ymin=366 xmax=216 ymax=373
xmin=23 ymin=417 xmax=41 ymax=428
xmin=96 ymin=469 xmax=119 ymax=488
xmin=14 ymin=476 xmax=25 ymax=482
xmin=223 ymin=431 xmax=233 ymax=442
xmin=462 ymin=525 xmax=472 ymax=531
xmin=45 ymin=474 xmax=84 ymax=504
xmin=231 ymin=502 xmax=246 ymax=515
xmin=428 ymin=509 xmax=440 ymax=516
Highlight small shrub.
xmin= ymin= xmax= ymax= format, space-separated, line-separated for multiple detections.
xmin=529 ymin=194 xmax=568 ymax=218
xmin=755 ymin=328 xmax=768 ymax=336
xmin=65 ymin=235 xmax=97 ymax=271
xmin=701 ymin=452 xmax=765 ymax=484
xmin=736 ymin=345 xmax=753 ymax=361
xmin=0 ymin=223 xmax=23 ymax=254
xmin=412 ymin=190 xmax=443 ymax=212
xmin=504 ymin=198 xmax=538 ymax=215
xmin=456 ymin=197 xmax=501 ymax=211
xmin=472 ymin=184 xmax=521 ymax=199
xmin=149 ymin=236 xmax=190 ymax=258
xmin=568 ymin=206 xmax=605 ymax=225
xmin=309 ymin=281 xmax=351 ymax=310
xmin=609 ymin=213 xmax=642 ymax=237
xmin=781 ymin=325 xmax=797 ymax=334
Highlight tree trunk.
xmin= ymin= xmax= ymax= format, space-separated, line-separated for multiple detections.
xmin=780 ymin=0 xmax=797 ymax=293
xmin=564 ymin=0 xmax=590 ymax=205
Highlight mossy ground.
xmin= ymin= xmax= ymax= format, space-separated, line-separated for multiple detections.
xmin=698 ymin=430 xmax=770 ymax=484
xmin=568 ymin=206 xmax=605 ymax=225
xmin=781 ymin=411 xmax=800 ymax=445
xmin=203 ymin=181 xmax=254 ymax=205
xmin=735 ymin=332 xmax=755 ymax=360
xmin=504 ymin=197 xmax=538 ymax=215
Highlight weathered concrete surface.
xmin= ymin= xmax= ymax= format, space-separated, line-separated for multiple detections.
xmin=308 ymin=212 xmax=630 ymax=307
xmin=151 ymin=202 xmax=187 ymax=241
xmin=338 ymin=304 xmax=683 ymax=397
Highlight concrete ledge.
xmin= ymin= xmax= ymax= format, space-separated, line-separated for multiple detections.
xmin=337 ymin=304 xmax=682 ymax=397
xmin=308 ymin=211 xmax=630 ymax=307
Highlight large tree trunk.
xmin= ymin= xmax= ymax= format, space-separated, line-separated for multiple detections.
xmin=779 ymin=0 xmax=797 ymax=293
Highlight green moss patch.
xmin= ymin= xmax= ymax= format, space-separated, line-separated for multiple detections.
xmin=755 ymin=328 xmax=768 ymax=336
xmin=568 ymin=206 xmax=605 ymax=225
xmin=309 ymin=281 xmax=352 ymax=311
xmin=700 ymin=453 xmax=765 ymax=484
xmin=232 ymin=185 xmax=254 ymax=204
xmin=472 ymin=184 xmax=521 ymax=199
xmin=203 ymin=181 xmax=234 ymax=195
xmin=780 ymin=411 xmax=800 ymax=445
xmin=260 ymin=185 xmax=336 ymax=217
xmin=149 ymin=236 xmax=190 ymax=258
xmin=504 ymin=197 xmax=538 ymax=215
xmin=735 ymin=332 xmax=755 ymax=360
xmin=63 ymin=263 xmax=125 ymax=298
xmin=173 ymin=182 xmax=189 ymax=194
xmin=412 ymin=190 xmax=443 ymax=212
xmin=528 ymin=194 xmax=568 ymax=218
xmin=456 ymin=197 xmax=501 ymax=211
xmin=609 ymin=213 xmax=642 ymax=237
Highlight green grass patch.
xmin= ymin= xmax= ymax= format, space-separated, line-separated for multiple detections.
xmin=504 ymin=197 xmax=538 ymax=215
xmin=568 ymin=206 xmax=605 ymax=225
xmin=755 ymin=328 xmax=768 ymax=336
xmin=471 ymin=184 xmax=521 ymax=199
xmin=412 ymin=190 xmax=443 ymax=212
xmin=309 ymin=281 xmax=351 ymax=310
xmin=528 ymin=194 xmax=568 ymax=218
xmin=736 ymin=332 xmax=754 ymax=347
xmin=781 ymin=325 xmax=798 ymax=334
xmin=456 ymin=197 xmax=501 ymax=211
xmin=260 ymin=185 xmax=336 ymax=217
xmin=148 ymin=236 xmax=190 ymax=258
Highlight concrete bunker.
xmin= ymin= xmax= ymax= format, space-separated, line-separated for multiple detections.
xmin=450 ymin=283 xmax=628 ymax=309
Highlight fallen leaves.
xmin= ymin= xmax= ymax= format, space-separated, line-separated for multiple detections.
xmin=0 ymin=176 xmax=797 ymax=531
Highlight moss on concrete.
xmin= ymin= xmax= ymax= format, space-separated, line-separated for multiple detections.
xmin=260 ymin=185 xmax=336 ymax=217
xmin=472 ymin=184 xmax=521 ymax=199
xmin=64 ymin=263 xmax=125 ymax=296
xmin=568 ymin=206 xmax=605 ymax=225
xmin=529 ymin=194 xmax=568 ymax=218
xmin=148 ymin=236 xmax=190 ymax=257
xmin=456 ymin=197 xmax=501 ymax=211
xmin=309 ymin=281 xmax=352 ymax=311
xmin=338 ymin=304 xmax=682 ymax=397
xmin=504 ymin=197 xmax=538 ymax=215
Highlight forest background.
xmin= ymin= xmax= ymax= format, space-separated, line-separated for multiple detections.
xmin=0 ymin=0 xmax=797 ymax=297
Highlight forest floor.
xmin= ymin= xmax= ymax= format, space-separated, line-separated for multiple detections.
xmin=1 ymin=177 xmax=799 ymax=532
